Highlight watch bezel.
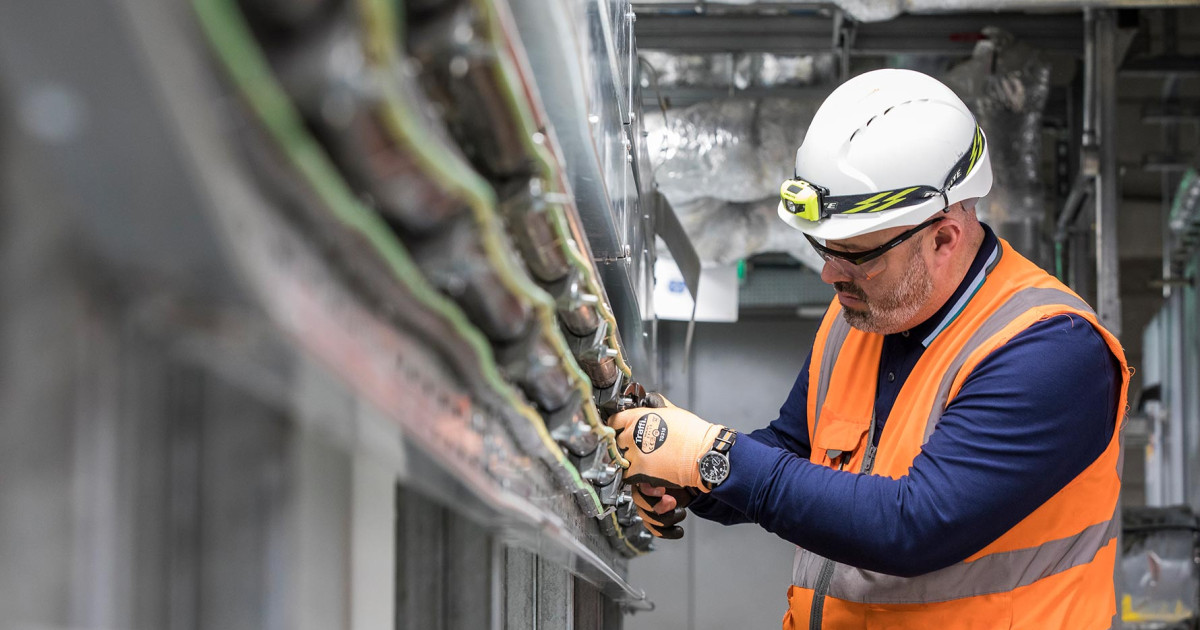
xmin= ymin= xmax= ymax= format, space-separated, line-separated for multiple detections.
xmin=698 ymin=450 xmax=731 ymax=487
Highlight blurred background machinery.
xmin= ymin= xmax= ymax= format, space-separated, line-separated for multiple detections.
xmin=3 ymin=1 xmax=1200 ymax=630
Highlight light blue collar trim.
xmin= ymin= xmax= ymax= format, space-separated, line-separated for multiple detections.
xmin=921 ymin=242 xmax=1001 ymax=348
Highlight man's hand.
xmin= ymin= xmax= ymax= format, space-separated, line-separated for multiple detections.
xmin=608 ymin=402 xmax=724 ymax=491
xmin=634 ymin=484 xmax=697 ymax=539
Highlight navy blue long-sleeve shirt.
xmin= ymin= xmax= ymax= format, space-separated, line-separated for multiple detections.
xmin=691 ymin=225 xmax=1122 ymax=577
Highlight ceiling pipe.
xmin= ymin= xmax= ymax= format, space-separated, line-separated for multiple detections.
xmin=1083 ymin=8 xmax=1098 ymax=147
xmin=1056 ymin=173 xmax=1094 ymax=244
xmin=1055 ymin=11 xmax=1100 ymax=284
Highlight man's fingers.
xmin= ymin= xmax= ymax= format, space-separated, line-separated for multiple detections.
xmin=623 ymin=473 xmax=680 ymax=489
xmin=638 ymin=484 xmax=666 ymax=498
xmin=621 ymin=396 xmax=687 ymax=541
xmin=633 ymin=490 xmax=657 ymax=512
xmin=634 ymin=489 xmax=677 ymax=514
xmin=644 ymin=392 xmax=674 ymax=408
xmin=643 ymin=521 xmax=685 ymax=540
xmin=665 ymin=487 xmax=698 ymax=510
xmin=638 ymin=500 xmax=687 ymax=539
xmin=607 ymin=408 xmax=641 ymax=431
xmin=608 ymin=404 xmax=674 ymax=430
xmin=642 ymin=506 xmax=686 ymax=528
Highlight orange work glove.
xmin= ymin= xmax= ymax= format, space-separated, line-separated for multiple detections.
xmin=633 ymin=485 xmax=696 ymax=539
xmin=608 ymin=402 xmax=724 ymax=491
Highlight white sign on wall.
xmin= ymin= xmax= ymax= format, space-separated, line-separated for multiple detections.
xmin=653 ymin=258 xmax=739 ymax=323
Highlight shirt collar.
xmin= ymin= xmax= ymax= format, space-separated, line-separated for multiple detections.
xmin=899 ymin=222 xmax=1001 ymax=348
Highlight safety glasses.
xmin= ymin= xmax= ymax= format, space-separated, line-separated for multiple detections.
xmin=804 ymin=215 xmax=945 ymax=281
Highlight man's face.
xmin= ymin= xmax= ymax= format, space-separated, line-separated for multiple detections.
xmin=819 ymin=228 xmax=935 ymax=335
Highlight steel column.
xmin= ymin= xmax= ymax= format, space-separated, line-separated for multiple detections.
xmin=1094 ymin=9 xmax=1124 ymax=336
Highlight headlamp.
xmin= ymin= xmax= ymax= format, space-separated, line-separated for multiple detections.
xmin=780 ymin=179 xmax=827 ymax=222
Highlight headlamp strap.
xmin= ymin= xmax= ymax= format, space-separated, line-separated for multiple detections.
xmin=941 ymin=125 xmax=985 ymax=191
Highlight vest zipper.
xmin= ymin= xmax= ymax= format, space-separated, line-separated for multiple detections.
xmin=862 ymin=410 xmax=879 ymax=474
xmin=811 ymin=412 xmax=879 ymax=629
xmin=861 ymin=443 xmax=878 ymax=474
xmin=809 ymin=558 xmax=836 ymax=629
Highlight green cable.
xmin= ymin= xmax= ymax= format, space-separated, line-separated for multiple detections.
xmin=361 ymin=0 xmax=636 ymax=545
xmin=471 ymin=0 xmax=635 ymax=382
xmin=452 ymin=0 xmax=634 ymax=470
xmin=357 ymin=0 xmax=631 ymax=472
xmin=191 ymin=0 xmax=637 ymax=548
xmin=355 ymin=0 xmax=605 ymax=463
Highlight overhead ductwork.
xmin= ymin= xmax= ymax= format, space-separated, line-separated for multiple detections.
xmin=944 ymin=27 xmax=1052 ymax=264
xmin=644 ymin=95 xmax=828 ymax=270
xmin=641 ymin=50 xmax=837 ymax=90
xmin=644 ymin=31 xmax=1051 ymax=271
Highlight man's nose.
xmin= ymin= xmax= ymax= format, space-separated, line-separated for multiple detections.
xmin=820 ymin=259 xmax=851 ymax=284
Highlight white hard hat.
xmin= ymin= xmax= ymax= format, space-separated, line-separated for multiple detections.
xmin=777 ymin=69 xmax=992 ymax=241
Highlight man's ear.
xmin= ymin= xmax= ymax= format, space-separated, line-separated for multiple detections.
xmin=931 ymin=217 xmax=961 ymax=254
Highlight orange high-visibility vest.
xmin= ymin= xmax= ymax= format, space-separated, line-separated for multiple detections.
xmin=784 ymin=239 xmax=1129 ymax=630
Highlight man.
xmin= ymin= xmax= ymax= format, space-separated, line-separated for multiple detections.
xmin=609 ymin=69 xmax=1127 ymax=629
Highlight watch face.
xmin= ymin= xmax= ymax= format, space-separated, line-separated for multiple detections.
xmin=699 ymin=452 xmax=730 ymax=486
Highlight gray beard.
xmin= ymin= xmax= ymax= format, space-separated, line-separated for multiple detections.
xmin=839 ymin=247 xmax=934 ymax=335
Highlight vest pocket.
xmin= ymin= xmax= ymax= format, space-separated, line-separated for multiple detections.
xmin=812 ymin=407 xmax=871 ymax=469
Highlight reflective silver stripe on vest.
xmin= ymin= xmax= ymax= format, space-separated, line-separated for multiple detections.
xmin=812 ymin=314 xmax=853 ymax=436
xmin=921 ymin=287 xmax=1094 ymax=442
xmin=792 ymin=512 xmax=1118 ymax=604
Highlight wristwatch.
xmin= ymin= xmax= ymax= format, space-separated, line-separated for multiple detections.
xmin=698 ymin=428 xmax=737 ymax=489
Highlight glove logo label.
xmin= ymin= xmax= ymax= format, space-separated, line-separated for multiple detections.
xmin=634 ymin=413 xmax=668 ymax=454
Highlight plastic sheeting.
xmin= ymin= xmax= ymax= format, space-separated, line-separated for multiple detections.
xmin=667 ymin=196 xmax=824 ymax=266
xmin=645 ymin=96 xmax=826 ymax=270
xmin=944 ymin=28 xmax=1051 ymax=262
xmin=646 ymin=97 xmax=820 ymax=205
xmin=641 ymin=51 xmax=735 ymax=88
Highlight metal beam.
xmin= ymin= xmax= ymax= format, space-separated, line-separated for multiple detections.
xmin=635 ymin=12 xmax=1084 ymax=55
xmin=1121 ymin=55 xmax=1200 ymax=77
xmin=850 ymin=13 xmax=1084 ymax=56
xmin=1142 ymin=101 xmax=1200 ymax=125
xmin=1094 ymin=9 xmax=1123 ymax=335
xmin=1142 ymin=153 xmax=1195 ymax=172
xmin=635 ymin=13 xmax=837 ymax=53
